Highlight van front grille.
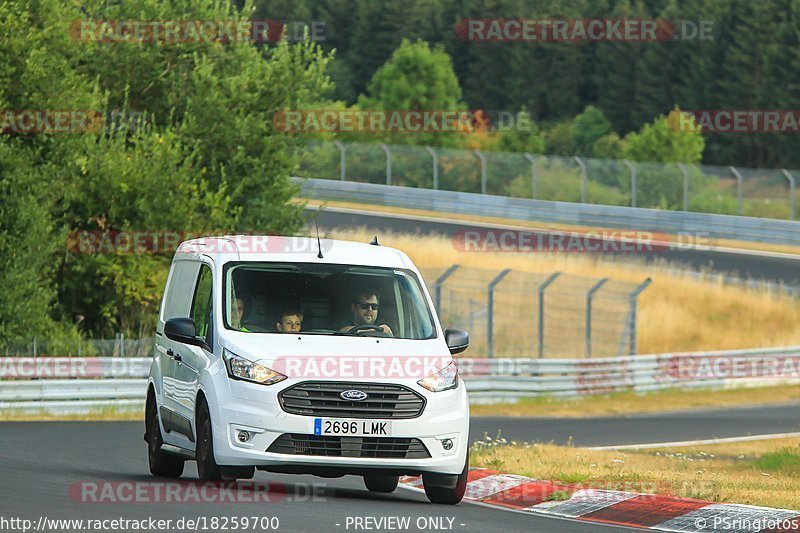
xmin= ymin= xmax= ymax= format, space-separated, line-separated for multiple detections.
xmin=278 ymin=381 xmax=425 ymax=419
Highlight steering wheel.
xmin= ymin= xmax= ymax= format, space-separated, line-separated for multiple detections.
xmin=348 ymin=324 xmax=385 ymax=333
xmin=348 ymin=324 xmax=391 ymax=336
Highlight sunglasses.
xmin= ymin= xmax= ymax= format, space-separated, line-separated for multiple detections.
xmin=355 ymin=302 xmax=379 ymax=311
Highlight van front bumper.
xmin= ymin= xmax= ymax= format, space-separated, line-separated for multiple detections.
xmin=208 ymin=379 xmax=470 ymax=475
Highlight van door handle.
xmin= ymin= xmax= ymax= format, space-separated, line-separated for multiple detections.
xmin=166 ymin=349 xmax=182 ymax=362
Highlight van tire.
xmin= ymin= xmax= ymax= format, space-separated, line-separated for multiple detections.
xmin=422 ymin=451 xmax=468 ymax=505
xmin=363 ymin=474 xmax=399 ymax=493
xmin=145 ymin=390 xmax=185 ymax=478
xmin=195 ymin=400 xmax=222 ymax=481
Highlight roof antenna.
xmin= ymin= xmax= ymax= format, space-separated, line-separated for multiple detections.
xmin=370 ymin=235 xmax=380 ymax=246
xmin=313 ymin=210 xmax=324 ymax=259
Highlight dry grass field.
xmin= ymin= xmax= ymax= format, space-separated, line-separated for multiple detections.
xmin=327 ymin=228 xmax=800 ymax=354
xmin=469 ymin=385 xmax=800 ymax=417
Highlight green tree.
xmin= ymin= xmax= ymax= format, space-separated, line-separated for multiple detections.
xmin=570 ymin=105 xmax=612 ymax=156
xmin=544 ymin=119 xmax=576 ymax=156
xmin=357 ymin=39 xmax=466 ymax=146
xmin=625 ymin=110 xmax=705 ymax=164
xmin=624 ymin=109 xmax=705 ymax=208
xmin=495 ymin=108 xmax=546 ymax=154
xmin=0 ymin=142 xmax=68 ymax=347
xmin=594 ymin=0 xmax=649 ymax=133
xmin=1 ymin=0 xmax=334 ymax=339
xmin=592 ymin=133 xmax=626 ymax=160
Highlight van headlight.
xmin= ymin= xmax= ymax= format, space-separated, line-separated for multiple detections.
xmin=417 ymin=362 xmax=458 ymax=392
xmin=224 ymin=349 xmax=286 ymax=385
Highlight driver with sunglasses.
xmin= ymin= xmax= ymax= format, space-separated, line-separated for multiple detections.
xmin=339 ymin=288 xmax=393 ymax=336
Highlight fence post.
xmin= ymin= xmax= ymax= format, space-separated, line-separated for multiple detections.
xmin=379 ymin=143 xmax=392 ymax=185
xmin=524 ymin=153 xmax=538 ymax=199
xmin=333 ymin=141 xmax=346 ymax=181
xmin=678 ymin=163 xmax=689 ymax=211
xmin=782 ymin=169 xmax=796 ymax=220
xmin=32 ymin=337 xmax=37 ymax=357
xmin=585 ymin=278 xmax=609 ymax=358
xmin=729 ymin=166 xmax=743 ymax=215
xmin=574 ymin=156 xmax=587 ymax=204
xmin=537 ymin=272 xmax=561 ymax=358
xmin=624 ymin=159 xmax=636 ymax=208
xmin=628 ymin=278 xmax=652 ymax=355
xmin=426 ymin=146 xmax=439 ymax=190
xmin=474 ymin=150 xmax=487 ymax=194
xmin=487 ymin=269 xmax=512 ymax=358
xmin=434 ymin=264 xmax=460 ymax=313
xmin=120 ymin=332 xmax=125 ymax=357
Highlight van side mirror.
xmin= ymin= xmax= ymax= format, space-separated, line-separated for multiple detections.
xmin=165 ymin=317 xmax=203 ymax=347
xmin=444 ymin=328 xmax=469 ymax=354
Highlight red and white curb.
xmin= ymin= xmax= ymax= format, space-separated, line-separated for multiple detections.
xmin=400 ymin=469 xmax=800 ymax=532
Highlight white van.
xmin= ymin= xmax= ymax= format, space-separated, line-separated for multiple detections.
xmin=146 ymin=235 xmax=470 ymax=504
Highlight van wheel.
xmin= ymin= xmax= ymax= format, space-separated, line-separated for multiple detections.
xmin=195 ymin=400 xmax=222 ymax=481
xmin=423 ymin=451 xmax=469 ymax=505
xmin=363 ymin=474 xmax=399 ymax=493
xmin=145 ymin=390 xmax=185 ymax=478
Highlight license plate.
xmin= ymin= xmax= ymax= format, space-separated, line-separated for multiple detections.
xmin=313 ymin=418 xmax=391 ymax=436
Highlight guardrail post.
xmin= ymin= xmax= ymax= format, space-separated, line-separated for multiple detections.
xmin=434 ymin=264 xmax=460 ymax=313
xmin=678 ymin=163 xmax=689 ymax=211
xmin=524 ymin=153 xmax=538 ymax=199
xmin=624 ymin=159 xmax=636 ymax=208
xmin=333 ymin=141 xmax=346 ymax=181
xmin=487 ymin=268 xmax=512 ymax=358
xmin=537 ymin=272 xmax=561 ymax=358
xmin=628 ymin=277 xmax=652 ymax=355
xmin=729 ymin=166 xmax=743 ymax=215
xmin=782 ymin=169 xmax=795 ymax=220
xmin=474 ymin=150 xmax=487 ymax=194
xmin=379 ymin=143 xmax=392 ymax=185
xmin=574 ymin=156 xmax=587 ymax=204
xmin=585 ymin=278 xmax=608 ymax=358
xmin=426 ymin=146 xmax=439 ymax=190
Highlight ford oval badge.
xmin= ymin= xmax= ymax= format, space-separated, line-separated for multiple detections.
xmin=340 ymin=389 xmax=368 ymax=401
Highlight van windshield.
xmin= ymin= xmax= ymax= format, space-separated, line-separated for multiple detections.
xmin=223 ymin=262 xmax=436 ymax=340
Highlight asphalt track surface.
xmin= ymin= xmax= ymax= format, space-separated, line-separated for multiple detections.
xmin=0 ymin=422 xmax=636 ymax=533
xmin=307 ymin=208 xmax=800 ymax=285
xmin=471 ymin=403 xmax=800 ymax=447
xmin=2 ymin=404 xmax=798 ymax=532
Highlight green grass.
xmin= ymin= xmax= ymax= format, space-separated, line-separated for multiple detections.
xmin=753 ymin=447 xmax=800 ymax=473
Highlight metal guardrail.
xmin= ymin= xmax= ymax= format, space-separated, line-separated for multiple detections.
xmin=460 ymin=346 xmax=800 ymax=403
xmin=299 ymin=141 xmax=800 ymax=220
xmin=294 ymin=178 xmax=800 ymax=247
xmin=1 ymin=346 xmax=797 ymax=413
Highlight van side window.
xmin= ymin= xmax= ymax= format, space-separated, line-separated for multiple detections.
xmin=191 ymin=264 xmax=213 ymax=344
xmin=161 ymin=261 xmax=201 ymax=323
